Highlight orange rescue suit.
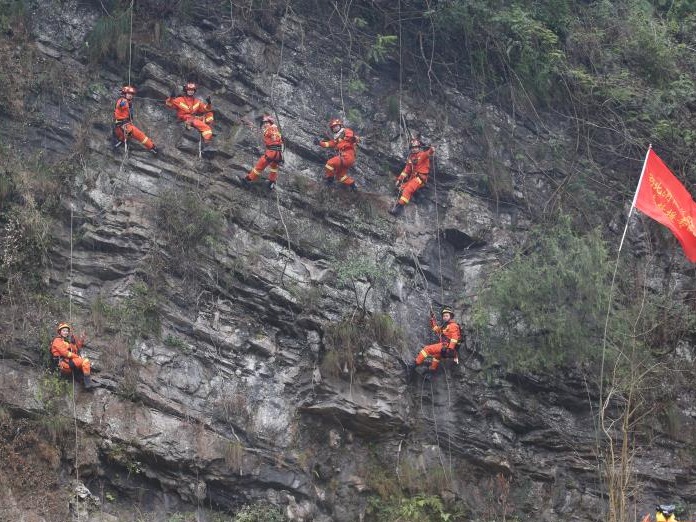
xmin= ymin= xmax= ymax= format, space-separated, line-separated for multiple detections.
xmin=165 ymin=95 xmax=214 ymax=141
xmin=319 ymin=128 xmax=358 ymax=186
xmin=50 ymin=334 xmax=91 ymax=377
xmin=396 ymin=146 xmax=435 ymax=206
xmin=247 ymin=123 xmax=283 ymax=183
xmin=114 ymin=96 xmax=155 ymax=150
xmin=415 ymin=318 xmax=462 ymax=371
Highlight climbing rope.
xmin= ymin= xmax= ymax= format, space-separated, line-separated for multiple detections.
xmin=68 ymin=200 xmax=81 ymax=522
xmin=69 ymin=203 xmax=74 ymax=323
xmin=267 ymin=0 xmax=295 ymax=283
xmin=394 ymin=1 xmax=453 ymax=485
xmin=119 ymin=1 xmax=136 ymax=173
xmin=127 ymin=0 xmax=134 ymax=86
xmin=398 ymin=0 xmax=404 ymax=146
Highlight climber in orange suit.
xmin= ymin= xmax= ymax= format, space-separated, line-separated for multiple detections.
xmin=389 ymin=136 xmax=434 ymax=215
xmin=412 ymin=307 xmax=462 ymax=375
xmin=50 ymin=322 xmax=93 ymax=389
xmin=317 ymin=118 xmax=358 ymax=191
xmin=113 ymin=85 xmax=158 ymax=154
xmin=165 ymin=82 xmax=214 ymax=143
xmin=241 ymin=114 xmax=284 ymax=190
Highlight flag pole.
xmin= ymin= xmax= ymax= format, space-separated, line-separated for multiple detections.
xmin=617 ymin=144 xmax=652 ymax=253
xmin=598 ymin=144 xmax=652 ymax=518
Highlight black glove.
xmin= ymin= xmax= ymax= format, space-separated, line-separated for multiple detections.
xmin=316 ymin=137 xmax=325 ymax=145
xmin=205 ymin=96 xmax=211 ymax=105
xmin=169 ymin=90 xmax=176 ymax=98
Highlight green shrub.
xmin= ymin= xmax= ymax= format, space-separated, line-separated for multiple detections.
xmin=88 ymin=282 xmax=160 ymax=340
xmin=431 ymin=1 xmax=565 ymax=102
xmin=336 ymin=256 xmax=393 ymax=314
xmin=622 ymin=5 xmax=678 ymax=85
xmin=348 ymin=78 xmax=367 ymax=95
xmin=366 ymin=494 xmax=460 ymax=522
xmin=0 ymin=0 xmax=29 ymax=36
xmin=124 ymin=281 xmax=161 ymax=338
xmin=233 ymin=503 xmax=285 ymax=522
xmin=155 ymin=189 xmax=223 ymax=277
xmin=0 ymin=201 xmax=53 ymax=291
xmin=321 ymin=312 xmax=403 ymax=379
xmin=86 ymin=11 xmax=130 ymax=64
xmin=321 ymin=320 xmax=364 ymax=379
xmin=164 ymin=334 xmax=189 ymax=352
xmin=369 ymin=313 xmax=403 ymax=348
xmin=367 ymin=34 xmax=397 ymax=64
xmin=473 ymin=215 xmax=611 ymax=371
xmin=34 ymin=373 xmax=72 ymax=442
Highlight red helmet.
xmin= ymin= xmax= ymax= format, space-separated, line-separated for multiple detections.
xmin=261 ymin=114 xmax=275 ymax=125
xmin=329 ymin=118 xmax=343 ymax=130
xmin=184 ymin=82 xmax=197 ymax=92
xmin=121 ymin=85 xmax=136 ymax=95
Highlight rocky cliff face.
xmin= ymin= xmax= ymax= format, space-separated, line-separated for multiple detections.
xmin=1 ymin=1 xmax=695 ymax=521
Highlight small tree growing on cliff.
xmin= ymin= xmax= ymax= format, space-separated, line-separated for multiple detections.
xmin=336 ymin=255 xmax=393 ymax=318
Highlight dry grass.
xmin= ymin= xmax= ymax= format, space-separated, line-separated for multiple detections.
xmin=0 ymin=416 xmax=70 ymax=521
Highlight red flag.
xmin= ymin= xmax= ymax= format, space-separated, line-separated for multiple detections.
xmin=634 ymin=149 xmax=696 ymax=261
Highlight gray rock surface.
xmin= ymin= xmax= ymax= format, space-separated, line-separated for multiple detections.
xmin=0 ymin=1 xmax=694 ymax=521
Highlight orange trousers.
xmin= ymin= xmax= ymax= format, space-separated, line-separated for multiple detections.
xmin=248 ymin=150 xmax=282 ymax=182
xmin=398 ymin=176 xmax=425 ymax=205
xmin=324 ymin=153 xmax=355 ymax=185
xmin=183 ymin=114 xmax=213 ymax=141
xmin=415 ymin=343 xmax=444 ymax=371
xmin=59 ymin=355 xmax=91 ymax=376
xmin=115 ymin=123 xmax=155 ymax=150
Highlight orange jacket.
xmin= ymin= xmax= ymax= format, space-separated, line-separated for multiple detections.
xmin=50 ymin=334 xmax=85 ymax=359
xmin=114 ymin=96 xmax=132 ymax=122
xmin=262 ymin=123 xmax=283 ymax=149
xmin=398 ymin=146 xmax=434 ymax=183
xmin=431 ymin=319 xmax=461 ymax=350
xmin=320 ymin=128 xmax=358 ymax=155
xmin=165 ymin=95 xmax=212 ymax=121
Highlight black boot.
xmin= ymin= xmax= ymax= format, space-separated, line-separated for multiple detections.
xmin=150 ymin=145 xmax=159 ymax=156
xmin=324 ymin=177 xmax=334 ymax=186
xmin=389 ymin=203 xmax=403 ymax=216
xmin=267 ymin=180 xmax=276 ymax=191
xmin=404 ymin=361 xmax=416 ymax=381
xmin=201 ymin=141 xmax=215 ymax=157
xmin=349 ymin=182 xmax=358 ymax=192
xmin=82 ymin=374 xmax=94 ymax=390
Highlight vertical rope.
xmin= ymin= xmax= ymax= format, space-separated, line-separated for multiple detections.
xmin=69 ymin=203 xmax=74 ymax=323
xmin=397 ymin=0 xmax=405 ymax=147
xmin=432 ymin=160 xmax=445 ymax=304
xmin=428 ymin=379 xmax=448 ymax=479
xmin=69 ymin=201 xmax=80 ymax=522
xmin=127 ymin=0 xmax=134 ymax=86
xmin=268 ymin=0 xmax=294 ymax=281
